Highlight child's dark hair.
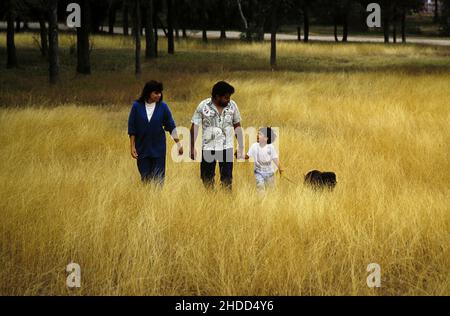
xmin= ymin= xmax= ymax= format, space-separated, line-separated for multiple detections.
xmin=259 ymin=127 xmax=277 ymax=144
xmin=212 ymin=81 xmax=235 ymax=98
xmin=138 ymin=80 xmax=163 ymax=103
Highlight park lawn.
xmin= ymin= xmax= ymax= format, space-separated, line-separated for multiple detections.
xmin=0 ymin=32 xmax=449 ymax=295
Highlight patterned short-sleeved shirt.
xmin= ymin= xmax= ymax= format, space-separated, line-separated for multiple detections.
xmin=191 ymin=98 xmax=242 ymax=151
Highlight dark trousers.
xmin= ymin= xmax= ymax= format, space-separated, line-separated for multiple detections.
xmin=200 ymin=149 xmax=234 ymax=190
xmin=137 ymin=156 xmax=166 ymax=185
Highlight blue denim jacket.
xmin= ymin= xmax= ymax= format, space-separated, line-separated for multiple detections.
xmin=128 ymin=101 xmax=176 ymax=159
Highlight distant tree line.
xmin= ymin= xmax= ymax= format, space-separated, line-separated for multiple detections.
xmin=2 ymin=0 xmax=449 ymax=82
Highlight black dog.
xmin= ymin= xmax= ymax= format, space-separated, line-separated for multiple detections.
xmin=304 ymin=170 xmax=337 ymax=190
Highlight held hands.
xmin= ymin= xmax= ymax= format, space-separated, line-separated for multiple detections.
xmin=235 ymin=147 xmax=245 ymax=160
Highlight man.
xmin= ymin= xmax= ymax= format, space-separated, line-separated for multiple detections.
xmin=190 ymin=81 xmax=244 ymax=190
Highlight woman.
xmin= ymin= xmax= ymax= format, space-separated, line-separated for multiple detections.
xmin=128 ymin=81 xmax=183 ymax=184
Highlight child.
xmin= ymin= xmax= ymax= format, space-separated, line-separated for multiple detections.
xmin=245 ymin=127 xmax=283 ymax=191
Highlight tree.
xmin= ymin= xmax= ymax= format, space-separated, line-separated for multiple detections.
xmin=77 ymin=0 xmax=91 ymax=74
xmin=177 ymin=0 xmax=190 ymax=38
xmin=6 ymin=0 xmax=18 ymax=68
xmin=167 ymin=0 xmax=174 ymax=54
xmin=236 ymin=0 xmax=250 ymax=40
xmin=89 ymin=1 xmax=109 ymax=33
xmin=219 ymin=0 xmax=228 ymax=39
xmin=123 ymin=1 xmax=130 ymax=35
xmin=332 ymin=0 xmax=351 ymax=42
xmin=48 ymin=0 xmax=59 ymax=84
xmin=302 ymin=0 xmax=310 ymax=42
xmin=396 ymin=0 xmax=424 ymax=43
xmin=201 ymin=0 xmax=208 ymax=42
xmin=108 ymin=0 xmax=119 ymax=35
xmin=144 ymin=0 xmax=156 ymax=58
xmin=439 ymin=0 xmax=450 ymax=35
xmin=25 ymin=0 xmax=49 ymax=57
xmin=153 ymin=7 xmax=158 ymax=57
xmin=381 ymin=0 xmax=392 ymax=43
xmin=270 ymin=0 xmax=280 ymax=68
xmin=38 ymin=12 xmax=48 ymax=56
xmin=434 ymin=0 xmax=439 ymax=22
xmin=134 ymin=0 xmax=142 ymax=76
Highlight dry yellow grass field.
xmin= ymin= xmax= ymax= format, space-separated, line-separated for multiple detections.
xmin=0 ymin=34 xmax=449 ymax=295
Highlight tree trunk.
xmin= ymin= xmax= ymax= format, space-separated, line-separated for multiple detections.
xmin=202 ymin=2 xmax=208 ymax=43
xmin=145 ymin=0 xmax=156 ymax=59
xmin=135 ymin=0 xmax=142 ymax=76
xmin=401 ymin=8 xmax=406 ymax=43
xmin=16 ymin=17 xmax=22 ymax=33
xmin=77 ymin=0 xmax=91 ymax=74
xmin=182 ymin=28 xmax=187 ymax=38
xmin=167 ymin=0 xmax=175 ymax=54
xmin=334 ymin=15 xmax=339 ymax=42
xmin=123 ymin=3 xmax=130 ymax=36
xmin=342 ymin=11 xmax=349 ymax=42
xmin=434 ymin=0 xmax=439 ymax=23
xmin=39 ymin=16 xmax=48 ymax=57
xmin=383 ymin=4 xmax=390 ymax=43
xmin=48 ymin=0 xmax=59 ymax=84
xmin=237 ymin=0 xmax=249 ymax=41
xmin=303 ymin=2 xmax=309 ymax=43
xmin=108 ymin=2 xmax=116 ymax=35
xmin=220 ymin=0 xmax=227 ymax=39
xmin=297 ymin=25 xmax=301 ymax=41
xmin=392 ymin=4 xmax=398 ymax=43
xmin=154 ymin=8 xmax=159 ymax=57
xmin=392 ymin=21 xmax=397 ymax=43
xmin=6 ymin=0 xmax=18 ymax=69
xmin=173 ymin=4 xmax=180 ymax=39
xmin=270 ymin=1 xmax=279 ymax=69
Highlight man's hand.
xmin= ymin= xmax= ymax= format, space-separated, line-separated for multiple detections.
xmin=131 ymin=146 xmax=138 ymax=159
xmin=190 ymin=147 xmax=197 ymax=160
xmin=278 ymin=167 xmax=285 ymax=176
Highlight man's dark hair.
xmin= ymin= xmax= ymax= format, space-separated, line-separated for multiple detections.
xmin=212 ymin=81 xmax=235 ymax=98
xmin=259 ymin=127 xmax=277 ymax=144
xmin=138 ymin=80 xmax=163 ymax=103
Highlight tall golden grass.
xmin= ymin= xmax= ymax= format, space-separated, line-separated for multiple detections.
xmin=0 ymin=34 xmax=449 ymax=295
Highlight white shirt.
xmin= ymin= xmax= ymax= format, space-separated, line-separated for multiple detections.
xmin=247 ymin=143 xmax=279 ymax=174
xmin=191 ymin=98 xmax=241 ymax=151
xmin=145 ymin=102 xmax=156 ymax=122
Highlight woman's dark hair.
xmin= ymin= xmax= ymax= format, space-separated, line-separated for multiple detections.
xmin=137 ymin=80 xmax=163 ymax=103
xmin=259 ymin=127 xmax=277 ymax=144
xmin=212 ymin=81 xmax=235 ymax=98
